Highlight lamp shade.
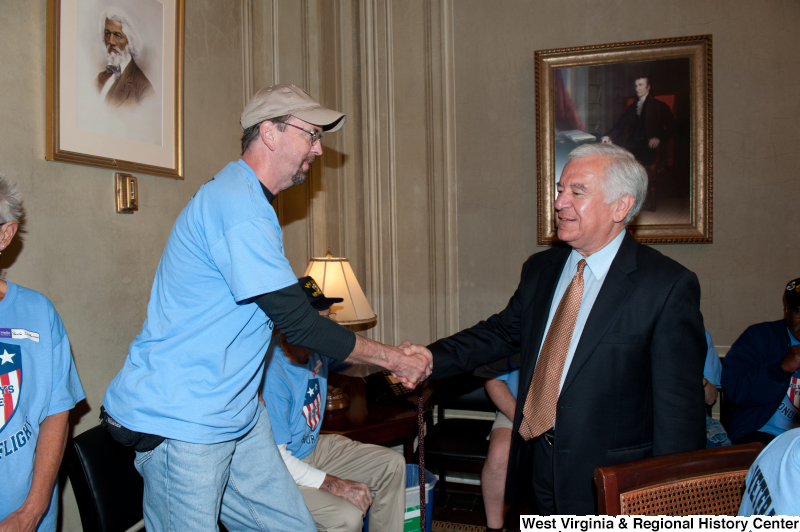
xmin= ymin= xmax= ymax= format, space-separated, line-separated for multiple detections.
xmin=304 ymin=252 xmax=377 ymax=325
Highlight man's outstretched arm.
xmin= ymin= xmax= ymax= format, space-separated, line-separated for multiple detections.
xmin=256 ymin=284 xmax=431 ymax=387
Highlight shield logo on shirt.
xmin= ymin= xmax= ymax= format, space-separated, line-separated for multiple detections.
xmin=0 ymin=341 xmax=22 ymax=433
xmin=302 ymin=377 xmax=322 ymax=430
xmin=789 ymin=377 xmax=800 ymax=410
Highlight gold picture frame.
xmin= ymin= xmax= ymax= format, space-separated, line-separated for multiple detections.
xmin=46 ymin=0 xmax=185 ymax=179
xmin=535 ymin=35 xmax=712 ymax=244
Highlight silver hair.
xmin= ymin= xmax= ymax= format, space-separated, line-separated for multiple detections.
xmin=566 ymin=143 xmax=648 ymax=225
xmin=0 ymin=175 xmax=23 ymax=224
xmin=100 ymin=7 xmax=142 ymax=58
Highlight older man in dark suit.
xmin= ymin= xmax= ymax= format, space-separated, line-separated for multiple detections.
xmin=415 ymin=143 xmax=706 ymax=517
xmin=95 ymin=8 xmax=154 ymax=107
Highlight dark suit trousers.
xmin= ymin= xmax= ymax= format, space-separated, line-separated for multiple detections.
xmin=531 ymin=432 xmax=597 ymax=516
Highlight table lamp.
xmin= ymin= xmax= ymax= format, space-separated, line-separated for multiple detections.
xmin=304 ymin=250 xmax=377 ymax=326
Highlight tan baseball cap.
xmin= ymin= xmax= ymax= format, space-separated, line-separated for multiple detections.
xmin=240 ymin=84 xmax=346 ymax=132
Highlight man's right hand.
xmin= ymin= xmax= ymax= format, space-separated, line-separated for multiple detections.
xmin=320 ymin=474 xmax=373 ymax=517
xmin=781 ymin=345 xmax=800 ymax=374
xmin=344 ymin=335 xmax=432 ymax=389
xmin=392 ymin=341 xmax=433 ymax=389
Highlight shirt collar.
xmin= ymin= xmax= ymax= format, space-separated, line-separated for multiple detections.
xmin=566 ymin=230 xmax=626 ymax=282
xmin=260 ymin=182 xmax=275 ymax=204
xmin=235 ymin=159 xmax=275 ymax=204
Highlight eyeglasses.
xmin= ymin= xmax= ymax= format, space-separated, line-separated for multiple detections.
xmin=284 ymin=123 xmax=323 ymax=145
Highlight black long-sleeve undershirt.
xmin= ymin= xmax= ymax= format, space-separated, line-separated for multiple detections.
xmin=254 ymin=181 xmax=356 ymax=361
xmin=254 ymin=284 xmax=355 ymax=361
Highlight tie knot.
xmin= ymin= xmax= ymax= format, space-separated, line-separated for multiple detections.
xmin=576 ymin=259 xmax=587 ymax=276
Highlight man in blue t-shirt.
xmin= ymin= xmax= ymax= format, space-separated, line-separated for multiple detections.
xmin=0 ymin=195 xmax=86 ymax=531
xmin=722 ymin=277 xmax=800 ymax=445
xmin=102 ymin=85 xmax=431 ymax=532
xmin=262 ymin=277 xmax=406 ymax=532
xmin=738 ymin=427 xmax=800 ymax=516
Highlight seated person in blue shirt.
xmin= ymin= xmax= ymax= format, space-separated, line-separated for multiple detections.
xmin=0 ymin=175 xmax=86 ymax=531
xmin=474 ymin=354 xmax=520 ymax=532
xmin=722 ymin=277 xmax=800 ymax=445
xmin=261 ymin=276 xmax=406 ymax=532
xmin=738 ymin=427 xmax=800 ymax=516
xmin=703 ymin=330 xmax=731 ymax=447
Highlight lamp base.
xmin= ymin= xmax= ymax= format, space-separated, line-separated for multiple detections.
xmin=326 ymin=385 xmax=350 ymax=410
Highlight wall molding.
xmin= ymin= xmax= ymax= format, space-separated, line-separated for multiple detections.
xmin=241 ymin=0 xmax=254 ymax=106
xmin=241 ymin=0 xmax=460 ymax=345
xmin=440 ymin=0 xmax=459 ymax=336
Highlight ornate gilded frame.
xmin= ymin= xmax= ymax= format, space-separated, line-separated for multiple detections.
xmin=535 ymin=35 xmax=712 ymax=244
xmin=46 ymin=0 xmax=185 ymax=179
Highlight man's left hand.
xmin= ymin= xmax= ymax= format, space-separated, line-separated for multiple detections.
xmin=320 ymin=475 xmax=373 ymax=517
xmin=781 ymin=345 xmax=800 ymax=374
xmin=0 ymin=506 xmax=44 ymax=532
xmin=703 ymin=378 xmax=718 ymax=406
xmin=648 ymin=137 xmax=661 ymax=149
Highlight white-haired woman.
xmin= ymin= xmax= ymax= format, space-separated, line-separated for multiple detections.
xmin=0 ymin=175 xmax=85 ymax=531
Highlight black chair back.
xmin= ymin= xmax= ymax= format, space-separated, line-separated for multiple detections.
xmin=65 ymin=425 xmax=144 ymax=532
xmin=423 ymin=374 xmax=497 ymax=494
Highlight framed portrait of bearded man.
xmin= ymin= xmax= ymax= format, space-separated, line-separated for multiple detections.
xmin=535 ymin=35 xmax=712 ymax=244
xmin=46 ymin=0 xmax=185 ymax=179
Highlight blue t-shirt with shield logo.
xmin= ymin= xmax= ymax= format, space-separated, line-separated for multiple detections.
xmin=261 ymin=338 xmax=349 ymax=459
xmin=0 ymin=282 xmax=85 ymax=528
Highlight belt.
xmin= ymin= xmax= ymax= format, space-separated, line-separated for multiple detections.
xmin=542 ymin=429 xmax=555 ymax=446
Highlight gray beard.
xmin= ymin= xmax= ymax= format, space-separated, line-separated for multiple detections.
xmin=106 ymin=48 xmax=132 ymax=77
xmin=291 ymin=167 xmax=307 ymax=186
xmin=291 ymin=158 xmax=313 ymax=185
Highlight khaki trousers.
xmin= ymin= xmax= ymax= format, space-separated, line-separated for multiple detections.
xmin=299 ymin=434 xmax=406 ymax=532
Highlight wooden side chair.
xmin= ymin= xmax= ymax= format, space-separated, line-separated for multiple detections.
xmin=594 ymin=443 xmax=764 ymax=516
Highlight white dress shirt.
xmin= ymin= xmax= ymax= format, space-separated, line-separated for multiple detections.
xmin=636 ymin=91 xmax=649 ymax=116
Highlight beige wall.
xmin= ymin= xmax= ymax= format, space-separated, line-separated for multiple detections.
xmin=1 ymin=0 xmax=798 ymax=530
xmin=451 ymin=0 xmax=800 ymax=346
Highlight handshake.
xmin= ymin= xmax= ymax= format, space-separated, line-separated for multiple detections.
xmin=393 ymin=341 xmax=433 ymax=389
xmin=348 ymin=335 xmax=433 ymax=390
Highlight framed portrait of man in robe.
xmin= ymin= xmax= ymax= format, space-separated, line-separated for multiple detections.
xmin=46 ymin=0 xmax=185 ymax=179
xmin=535 ymin=35 xmax=712 ymax=244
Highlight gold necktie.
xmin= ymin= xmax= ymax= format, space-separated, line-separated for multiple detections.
xmin=519 ymin=259 xmax=587 ymax=440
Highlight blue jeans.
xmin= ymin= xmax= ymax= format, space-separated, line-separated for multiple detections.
xmin=135 ymin=404 xmax=315 ymax=531
xmin=705 ymin=414 xmax=732 ymax=448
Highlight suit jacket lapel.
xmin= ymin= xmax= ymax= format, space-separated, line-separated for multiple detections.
xmin=560 ymin=232 xmax=639 ymax=394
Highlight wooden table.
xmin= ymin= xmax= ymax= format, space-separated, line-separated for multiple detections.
xmin=320 ymin=376 xmax=435 ymax=463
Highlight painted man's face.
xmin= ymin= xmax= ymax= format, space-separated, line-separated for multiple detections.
xmin=104 ymin=19 xmax=128 ymax=54
xmin=634 ymin=78 xmax=650 ymax=98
